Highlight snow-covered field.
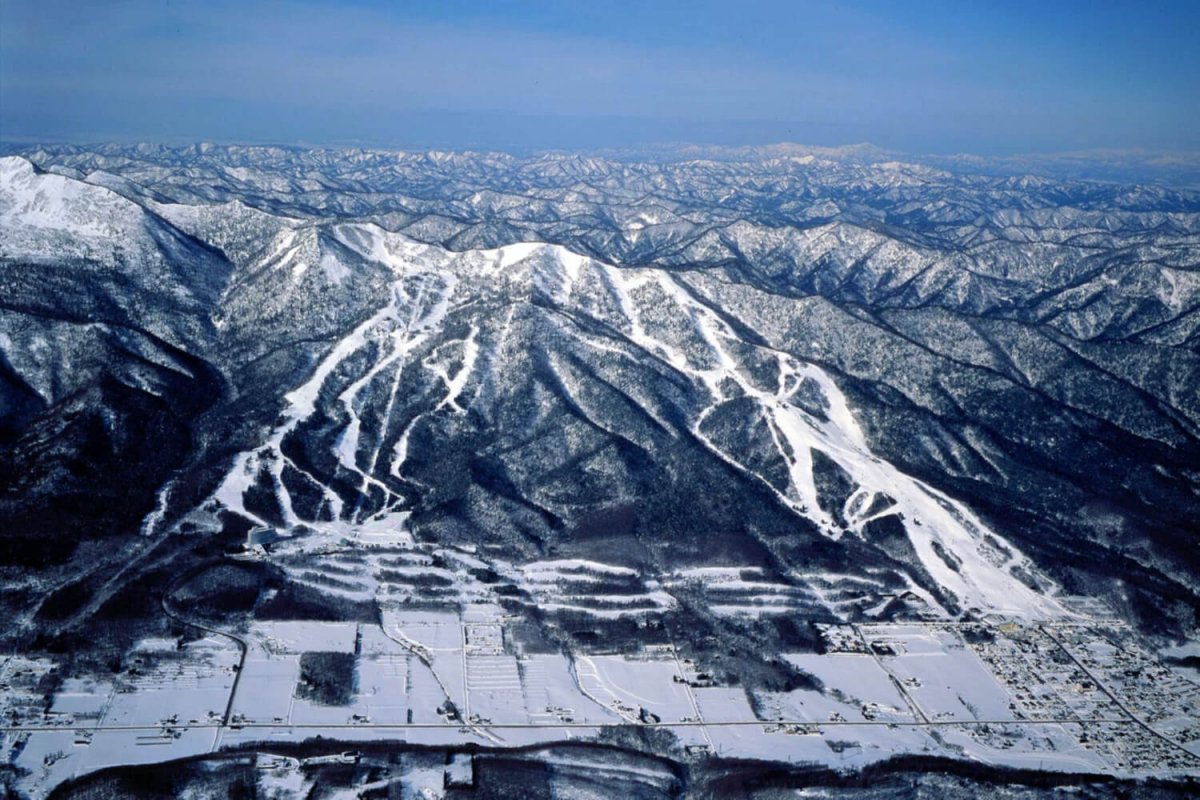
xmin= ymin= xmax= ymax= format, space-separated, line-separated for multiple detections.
xmin=870 ymin=626 xmax=1017 ymax=722
xmin=8 ymin=615 xmax=1199 ymax=797
xmin=777 ymin=653 xmax=914 ymax=723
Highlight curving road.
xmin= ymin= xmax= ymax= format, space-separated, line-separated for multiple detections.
xmin=159 ymin=559 xmax=249 ymax=726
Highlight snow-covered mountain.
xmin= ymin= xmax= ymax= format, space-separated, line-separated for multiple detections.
xmin=1 ymin=143 xmax=1198 ymax=668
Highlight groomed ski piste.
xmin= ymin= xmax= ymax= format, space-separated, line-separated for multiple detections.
xmin=201 ymin=224 xmax=1064 ymax=620
xmin=6 ymin=223 xmax=1200 ymax=797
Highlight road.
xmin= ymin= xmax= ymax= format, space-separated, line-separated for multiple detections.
xmin=158 ymin=560 xmax=249 ymax=726
xmin=46 ymin=589 xmax=1166 ymax=741
xmin=851 ymin=622 xmax=930 ymax=724
xmin=1 ymin=716 xmax=1139 ymax=734
xmin=1039 ymin=625 xmax=1197 ymax=763
xmin=19 ymin=562 xmax=1189 ymax=777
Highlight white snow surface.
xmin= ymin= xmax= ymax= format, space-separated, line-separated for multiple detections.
xmin=187 ymin=219 xmax=1064 ymax=620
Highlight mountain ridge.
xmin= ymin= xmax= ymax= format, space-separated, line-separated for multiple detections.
xmin=1 ymin=145 xmax=1197 ymax=654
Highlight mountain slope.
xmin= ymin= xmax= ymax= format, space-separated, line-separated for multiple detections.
xmin=1 ymin=145 xmax=1197 ymax=650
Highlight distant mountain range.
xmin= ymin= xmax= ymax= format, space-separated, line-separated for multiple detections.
xmin=1 ymin=141 xmax=1197 ymax=661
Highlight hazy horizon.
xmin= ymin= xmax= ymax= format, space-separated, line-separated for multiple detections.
xmin=3 ymin=1 xmax=1198 ymax=156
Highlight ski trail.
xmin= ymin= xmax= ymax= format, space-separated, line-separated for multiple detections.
xmin=428 ymin=323 xmax=480 ymax=413
xmin=139 ymin=478 xmax=175 ymax=537
xmin=390 ymin=417 xmax=419 ymax=480
xmin=334 ymin=275 xmax=463 ymax=521
xmin=202 ymin=231 xmax=1062 ymax=619
xmin=282 ymin=454 xmax=345 ymax=520
xmin=601 ymin=266 xmax=1062 ymax=617
xmin=210 ymin=231 xmax=457 ymax=532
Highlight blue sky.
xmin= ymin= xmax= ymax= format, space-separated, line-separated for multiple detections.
xmin=1 ymin=0 xmax=1197 ymax=154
